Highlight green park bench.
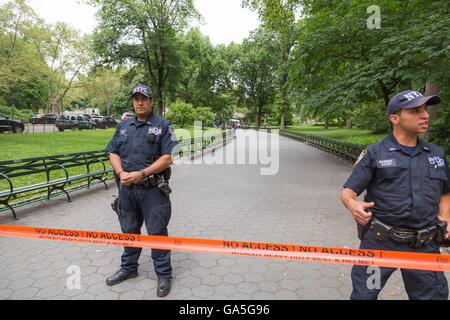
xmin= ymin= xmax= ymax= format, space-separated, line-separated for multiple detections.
xmin=0 ymin=131 xmax=236 ymax=220
xmin=0 ymin=150 xmax=113 ymax=220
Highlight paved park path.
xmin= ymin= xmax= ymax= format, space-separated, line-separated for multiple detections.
xmin=0 ymin=129 xmax=448 ymax=300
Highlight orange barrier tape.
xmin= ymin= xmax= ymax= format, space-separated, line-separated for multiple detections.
xmin=0 ymin=224 xmax=448 ymax=272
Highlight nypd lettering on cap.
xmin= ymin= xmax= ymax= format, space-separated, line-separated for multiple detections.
xmin=131 ymin=85 xmax=152 ymax=98
xmin=403 ymin=91 xmax=423 ymax=101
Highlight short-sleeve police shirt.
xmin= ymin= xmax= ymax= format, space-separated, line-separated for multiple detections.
xmin=343 ymin=132 xmax=450 ymax=229
xmin=105 ymin=112 xmax=179 ymax=172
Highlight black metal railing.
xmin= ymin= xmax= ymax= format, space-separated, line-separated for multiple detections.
xmin=279 ymin=129 xmax=365 ymax=161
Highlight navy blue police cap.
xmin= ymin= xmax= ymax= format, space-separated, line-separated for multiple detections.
xmin=131 ymin=85 xmax=153 ymax=99
xmin=387 ymin=90 xmax=441 ymax=115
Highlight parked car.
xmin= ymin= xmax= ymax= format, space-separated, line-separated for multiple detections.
xmin=82 ymin=114 xmax=97 ymax=128
xmin=29 ymin=114 xmax=57 ymax=124
xmin=91 ymin=116 xmax=118 ymax=129
xmin=0 ymin=113 xmax=25 ymax=133
xmin=55 ymin=114 xmax=93 ymax=131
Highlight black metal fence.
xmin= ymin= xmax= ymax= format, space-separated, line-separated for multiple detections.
xmin=279 ymin=129 xmax=365 ymax=161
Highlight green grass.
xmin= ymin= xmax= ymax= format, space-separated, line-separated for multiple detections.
xmin=282 ymin=125 xmax=388 ymax=146
xmin=0 ymin=126 xmax=223 ymax=162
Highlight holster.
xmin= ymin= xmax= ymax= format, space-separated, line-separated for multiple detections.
xmin=409 ymin=221 xmax=447 ymax=248
xmin=111 ymin=196 xmax=119 ymax=215
xmin=357 ymin=222 xmax=370 ymax=240
xmin=138 ymin=167 xmax=172 ymax=196
xmin=434 ymin=220 xmax=448 ymax=244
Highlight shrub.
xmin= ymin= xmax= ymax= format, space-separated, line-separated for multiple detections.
xmin=351 ymin=102 xmax=391 ymax=134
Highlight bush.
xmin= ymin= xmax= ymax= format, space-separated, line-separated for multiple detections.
xmin=0 ymin=105 xmax=35 ymax=120
xmin=429 ymin=104 xmax=450 ymax=156
xmin=166 ymin=103 xmax=215 ymax=128
xmin=351 ymin=102 xmax=391 ymax=134
xmin=165 ymin=102 xmax=197 ymax=128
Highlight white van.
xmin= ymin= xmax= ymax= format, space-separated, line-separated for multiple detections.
xmin=230 ymin=119 xmax=241 ymax=128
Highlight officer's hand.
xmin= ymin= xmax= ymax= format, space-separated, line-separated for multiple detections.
xmin=119 ymin=172 xmax=132 ymax=186
xmin=437 ymin=216 xmax=450 ymax=239
xmin=129 ymin=171 xmax=143 ymax=185
xmin=351 ymin=201 xmax=374 ymax=226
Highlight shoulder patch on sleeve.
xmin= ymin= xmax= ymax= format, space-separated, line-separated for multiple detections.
xmin=168 ymin=124 xmax=174 ymax=136
xmin=353 ymin=150 xmax=368 ymax=168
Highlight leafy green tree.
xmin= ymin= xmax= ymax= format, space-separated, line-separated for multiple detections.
xmin=165 ymin=101 xmax=197 ymax=128
xmin=90 ymin=0 xmax=199 ymax=116
xmin=0 ymin=0 xmax=49 ymax=109
xmin=82 ymin=67 xmax=125 ymax=116
xmin=195 ymin=106 xmax=215 ymax=125
xmin=245 ymin=0 xmax=449 ymax=136
xmin=29 ymin=21 xmax=91 ymax=114
xmin=244 ymin=0 xmax=299 ymax=130
xmin=233 ymin=27 xmax=279 ymax=127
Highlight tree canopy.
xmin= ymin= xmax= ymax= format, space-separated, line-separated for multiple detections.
xmin=1 ymin=0 xmax=448 ymax=152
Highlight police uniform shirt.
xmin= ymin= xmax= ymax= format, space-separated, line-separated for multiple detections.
xmin=106 ymin=112 xmax=179 ymax=172
xmin=343 ymin=132 xmax=450 ymax=229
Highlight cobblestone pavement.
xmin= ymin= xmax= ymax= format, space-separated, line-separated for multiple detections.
xmin=0 ymin=129 xmax=448 ymax=300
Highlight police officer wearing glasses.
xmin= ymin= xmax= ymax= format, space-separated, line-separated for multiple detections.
xmin=341 ymin=90 xmax=450 ymax=300
xmin=105 ymin=85 xmax=179 ymax=297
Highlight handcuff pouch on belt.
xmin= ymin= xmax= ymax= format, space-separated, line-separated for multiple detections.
xmin=369 ymin=218 xmax=392 ymax=242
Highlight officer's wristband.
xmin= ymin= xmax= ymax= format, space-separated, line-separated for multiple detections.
xmin=117 ymin=170 xmax=123 ymax=176
xmin=140 ymin=169 xmax=146 ymax=178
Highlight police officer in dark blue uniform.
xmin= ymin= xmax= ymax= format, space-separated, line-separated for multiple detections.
xmin=341 ymin=90 xmax=450 ymax=300
xmin=105 ymin=85 xmax=179 ymax=297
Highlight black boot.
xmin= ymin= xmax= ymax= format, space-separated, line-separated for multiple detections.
xmin=106 ymin=270 xmax=138 ymax=286
xmin=157 ymin=278 xmax=171 ymax=297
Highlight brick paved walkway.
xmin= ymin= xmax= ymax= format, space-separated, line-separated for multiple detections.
xmin=0 ymin=129 xmax=448 ymax=300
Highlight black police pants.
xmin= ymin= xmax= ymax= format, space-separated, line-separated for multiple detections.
xmin=351 ymin=230 xmax=448 ymax=300
xmin=117 ymin=185 xmax=172 ymax=279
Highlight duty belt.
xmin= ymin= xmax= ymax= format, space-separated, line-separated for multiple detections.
xmin=366 ymin=217 xmax=448 ymax=248
xmin=130 ymin=175 xmax=159 ymax=189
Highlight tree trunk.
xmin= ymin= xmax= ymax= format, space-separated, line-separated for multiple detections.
xmin=420 ymin=81 xmax=439 ymax=140
xmin=280 ymin=109 xmax=286 ymax=130
xmin=156 ymin=86 xmax=164 ymax=116
xmin=346 ymin=119 xmax=352 ymax=129
xmin=324 ymin=115 xmax=328 ymax=129
xmin=253 ymin=95 xmax=260 ymax=127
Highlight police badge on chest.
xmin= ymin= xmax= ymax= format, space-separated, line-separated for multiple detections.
xmin=148 ymin=127 xmax=162 ymax=136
